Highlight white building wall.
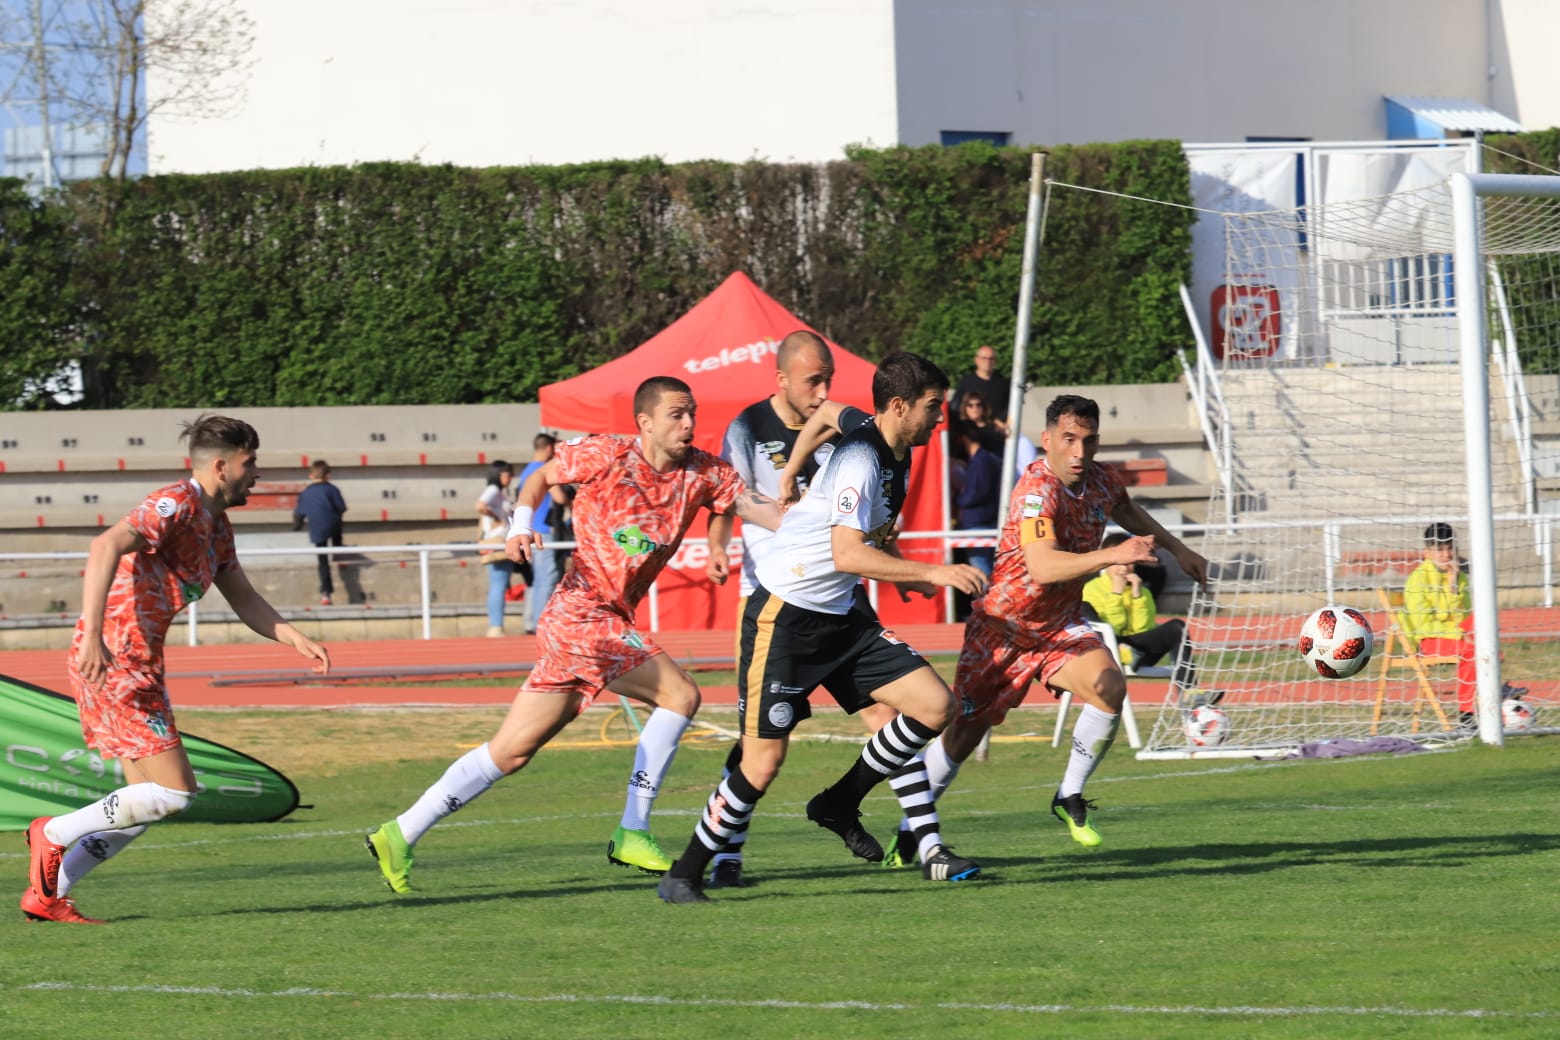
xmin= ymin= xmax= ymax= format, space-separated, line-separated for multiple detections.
xmin=147 ymin=0 xmax=899 ymax=174
xmin=892 ymin=0 xmax=1496 ymax=147
xmin=1490 ymin=0 xmax=1560 ymax=135
xmin=148 ymin=0 xmax=1554 ymax=176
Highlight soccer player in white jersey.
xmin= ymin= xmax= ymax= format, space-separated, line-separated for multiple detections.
xmin=658 ymin=351 xmax=989 ymax=903
xmin=707 ymin=331 xmax=895 ymax=890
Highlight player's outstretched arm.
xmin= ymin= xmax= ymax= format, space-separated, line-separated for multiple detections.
xmin=777 ymin=400 xmax=855 ymax=507
xmin=831 ymin=526 xmax=988 ymax=596
xmin=214 ymin=567 xmax=331 ymax=674
xmin=75 ymin=520 xmax=148 ymax=687
xmin=505 ymin=459 xmax=556 ymax=563
xmin=1111 ymin=496 xmax=1208 ymax=587
xmin=732 ymin=487 xmax=782 ymax=531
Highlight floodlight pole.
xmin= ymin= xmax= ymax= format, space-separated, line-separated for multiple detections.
xmin=1000 ymin=152 xmax=1047 ymax=510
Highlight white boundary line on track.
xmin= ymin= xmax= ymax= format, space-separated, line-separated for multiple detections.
xmin=8 ymin=981 xmax=1555 ymax=1019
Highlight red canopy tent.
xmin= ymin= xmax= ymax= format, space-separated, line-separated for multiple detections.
xmin=539 ymin=272 xmax=948 ymax=632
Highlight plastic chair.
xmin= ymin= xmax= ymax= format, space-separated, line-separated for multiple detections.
xmin=1051 ymin=621 xmax=1144 ymax=750
xmin=1370 ymin=587 xmax=1456 ymax=735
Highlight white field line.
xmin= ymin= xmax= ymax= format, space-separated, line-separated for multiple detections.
xmin=6 ymin=981 xmax=1556 ymax=1020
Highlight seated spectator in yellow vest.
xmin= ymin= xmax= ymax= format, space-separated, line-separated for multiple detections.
xmin=1081 ymin=532 xmax=1197 ymax=690
xmin=1401 ymin=521 xmax=1525 ymax=725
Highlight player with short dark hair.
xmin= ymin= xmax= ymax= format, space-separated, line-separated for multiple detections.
xmin=367 ymin=377 xmax=781 ymax=892
xmin=21 ymin=415 xmax=331 ymax=924
xmin=657 ymin=351 xmax=990 ymax=903
xmin=707 ymin=329 xmax=897 ymax=890
xmin=881 ymin=394 xmax=1208 ymax=868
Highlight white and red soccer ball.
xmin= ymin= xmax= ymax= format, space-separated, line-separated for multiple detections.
xmin=1503 ymin=699 xmax=1538 ymax=732
xmin=1298 ymin=605 xmax=1374 ymax=679
xmin=1184 ymin=705 xmax=1230 ymax=747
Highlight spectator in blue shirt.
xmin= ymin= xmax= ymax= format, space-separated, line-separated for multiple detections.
xmin=293 ymin=460 xmax=348 ymax=605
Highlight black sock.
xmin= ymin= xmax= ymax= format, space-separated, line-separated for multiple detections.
xmin=823 ymin=714 xmax=940 ymax=807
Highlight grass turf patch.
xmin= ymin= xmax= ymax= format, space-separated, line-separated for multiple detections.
xmin=3 ymin=712 xmax=1559 ymax=1039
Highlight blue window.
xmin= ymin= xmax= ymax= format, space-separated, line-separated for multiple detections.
xmin=940 ymin=131 xmax=1010 ymax=147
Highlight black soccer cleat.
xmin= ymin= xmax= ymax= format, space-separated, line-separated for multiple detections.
xmin=657 ymin=873 xmax=710 ymax=904
xmin=921 ymin=844 xmax=981 ymax=882
xmin=806 ymin=791 xmax=884 ymax=862
xmin=706 ymin=858 xmax=750 ymax=890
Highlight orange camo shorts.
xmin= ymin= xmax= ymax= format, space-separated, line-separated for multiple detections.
xmin=68 ymin=659 xmax=183 ymax=761
xmin=522 ymin=599 xmax=663 ymax=705
xmin=953 ymin=611 xmax=1105 ymax=726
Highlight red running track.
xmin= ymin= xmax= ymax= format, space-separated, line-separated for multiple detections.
xmin=4 ymin=608 xmax=1552 ymax=710
xmin=0 ymin=624 xmax=969 ymax=710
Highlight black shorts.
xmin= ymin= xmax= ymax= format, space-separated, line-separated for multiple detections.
xmin=737 ymin=585 xmax=926 ymax=739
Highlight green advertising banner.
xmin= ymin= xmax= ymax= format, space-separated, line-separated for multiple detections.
xmin=0 ymin=674 xmax=299 ymax=831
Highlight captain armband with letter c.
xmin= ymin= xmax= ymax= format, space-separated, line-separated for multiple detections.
xmin=1019 ymin=516 xmax=1056 ymax=545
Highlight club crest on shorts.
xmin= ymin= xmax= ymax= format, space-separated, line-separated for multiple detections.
xmin=767 ymin=702 xmax=794 ymax=728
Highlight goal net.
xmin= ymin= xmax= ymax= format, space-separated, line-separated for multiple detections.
xmin=1139 ymin=173 xmax=1560 ymax=758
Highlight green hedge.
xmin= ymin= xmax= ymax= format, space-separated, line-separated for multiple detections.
xmin=3 ymin=142 xmax=1196 ymax=409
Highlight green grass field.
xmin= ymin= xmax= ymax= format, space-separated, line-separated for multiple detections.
xmin=3 ymin=708 xmax=1559 ymax=1039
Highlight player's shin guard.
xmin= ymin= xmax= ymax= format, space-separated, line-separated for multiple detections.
xmin=1059 ymin=704 xmax=1120 ymax=798
xmin=823 ymin=714 xmax=940 ymax=808
xmin=396 ymin=743 xmax=505 ymax=846
xmin=668 ymin=768 xmax=762 ymax=881
xmin=711 ymin=740 xmax=750 ymax=866
xmin=57 ymin=825 xmax=148 ymax=897
xmin=888 ymin=761 xmax=945 ymax=863
xmin=45 ymin=783 xmax=194 ymax=847
xmin=620 ymin=707 xmax=692 ymax=831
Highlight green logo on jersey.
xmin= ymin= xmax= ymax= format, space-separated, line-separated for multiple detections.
xmin=613 ymin=525 xmax=663 ymax=557
xmin=181 ymin=582 xmax=204 ymax=603
xmin=623 ymin=629 xmax=646 ymax=650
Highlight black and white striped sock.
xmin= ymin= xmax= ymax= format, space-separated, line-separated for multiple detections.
xmin=668 ymin=769 xmax=762 ymax=881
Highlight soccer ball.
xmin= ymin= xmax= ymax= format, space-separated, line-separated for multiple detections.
xmin=1502 ymin=699 xmax=1537 ymax=731
xmin=1185 ymin=705 xmax=1230 ymax=747
xmin=1298 ymin=605 xmax=1374 ymax=679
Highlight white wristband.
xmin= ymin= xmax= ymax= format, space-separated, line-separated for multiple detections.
xmin=507 ymin=505 xmax=535 ymax=540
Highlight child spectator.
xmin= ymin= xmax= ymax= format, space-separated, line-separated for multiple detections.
xmin=293 ymin=460 xmax=347 ymax=605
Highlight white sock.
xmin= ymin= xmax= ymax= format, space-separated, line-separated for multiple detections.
xmin=45 ymin=783 xmax=193 ymax=846
xmin=1059 ymin=704 xmax=1120 ymax=798
xmin=619 ymin=708 xmax=692 ymax=831
xmin=57 ymin=825 xmax=147 ymax=897
xmin=396 ymin=743 xmax=505 ymax=846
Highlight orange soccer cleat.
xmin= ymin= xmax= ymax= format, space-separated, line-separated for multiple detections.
xmin=21 ymin=888 xmax=106 ymax=925
xmin=25 ymin=816 xmax=65 ymax=901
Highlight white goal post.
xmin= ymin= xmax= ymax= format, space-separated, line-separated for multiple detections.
xmin=1138 ymin=170 xmax=1560 ymax=759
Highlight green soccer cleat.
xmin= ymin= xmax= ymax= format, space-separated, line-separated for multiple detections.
xmin=882 ymin=826 xmax=916 ymax=869
xmin=1051 ymin=792 xmax=1103 ymax=847
xmin=365 ymin=820 xmax=415 ymax=893
xmin=607 ymin=826 xmax=672 ymax=875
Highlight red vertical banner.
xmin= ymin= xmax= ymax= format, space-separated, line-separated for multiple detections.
xmin=1211 ymin=283 xmax=1281 ymax=359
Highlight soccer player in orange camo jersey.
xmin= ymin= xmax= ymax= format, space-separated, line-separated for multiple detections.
xmin=366 ymin=376 xmax=782 ymax=892
xmin=881 ymin=394 xmax=1209 ymax=865
xmin=21 ymin=415 xmax=331 ymax=924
